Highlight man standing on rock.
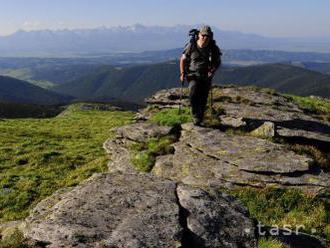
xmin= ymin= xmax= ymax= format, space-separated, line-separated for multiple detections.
xmin=180 ymin=25 xmax=221 ymax=126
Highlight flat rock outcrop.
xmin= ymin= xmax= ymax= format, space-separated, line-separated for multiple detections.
xmin=104 ymin=117 xmax=328 ymax=193
xmin=104 ymin=122 xmax=175 ymax=173
xmin=23 ymin=172 xmax=257 ymax=248
xmin=153 ymin=123 xmax=328 ymax=193
xmin=146 ymin=86 xmax=330 ymax=146
xmin=24 ymin=172 xmax=181 ymax=247
xmin=115 ymin=122 xmax=173 ymax=142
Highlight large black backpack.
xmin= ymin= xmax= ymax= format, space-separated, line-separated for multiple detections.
xmin=184 ymin=28 xmax=221 ymax=75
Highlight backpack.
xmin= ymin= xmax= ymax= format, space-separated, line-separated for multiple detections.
xmin=184 ymin=28 xmax=222 ymax=75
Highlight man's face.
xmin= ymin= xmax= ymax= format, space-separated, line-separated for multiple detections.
xmin=198 ymin=33 xmax=210 ymax=46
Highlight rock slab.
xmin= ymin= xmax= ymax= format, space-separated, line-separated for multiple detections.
xmin=23 ymin=172 xmax=181 ymax=248
xmin=153 ymin=123 xmax=329 ymax=192
xmin=23 ymin=172 xmax=258 ymax=247
xmin=177 ymin=184 xmax=257 ymax=248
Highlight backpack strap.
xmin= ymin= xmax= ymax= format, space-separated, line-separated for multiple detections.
xmin=209 ymin=40 xmax=222 ymax=70
xmin=183 ymin=28 xmax=222 ymax=74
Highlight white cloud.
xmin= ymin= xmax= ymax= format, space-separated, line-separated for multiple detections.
xmin=23 ymin=21 xmax=42 ymax=30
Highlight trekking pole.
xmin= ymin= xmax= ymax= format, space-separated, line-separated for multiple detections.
xmin=178 ymin=80 xmax=184 ymax=115
xmin=209 ymin=80 xmax=216 ymax=115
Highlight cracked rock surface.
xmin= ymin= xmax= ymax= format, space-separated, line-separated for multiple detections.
xmin=23 ymin=172 xmax=257 ymax=247
xmin=103 ymin=122 xmax=175 ymax=173
xmin=23 ymin=172 xmax=182 ymax=247
xmin=115 ymin=122 xmax=173 ymax=143
xmin=153 ymin=123 xmax=329 ymax=193
xmin=177 ymin=184 xmax=257 ymax=248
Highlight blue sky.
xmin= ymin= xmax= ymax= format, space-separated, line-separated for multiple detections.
xmin=1 ymin=0 xmax=329 ymax=37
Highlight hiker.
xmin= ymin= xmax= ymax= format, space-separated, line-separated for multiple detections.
xmin=180 ymin=25 xmax=221 ymax=126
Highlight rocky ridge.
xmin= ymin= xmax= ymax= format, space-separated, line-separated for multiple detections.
xmin=21 ymin=86 xmax=329 ymax=247
xmin=144 ymin=86 xmax=330 ymax=192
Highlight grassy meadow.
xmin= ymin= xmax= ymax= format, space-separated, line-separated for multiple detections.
xmin=0 ymin=104 xmax=133 ymax=222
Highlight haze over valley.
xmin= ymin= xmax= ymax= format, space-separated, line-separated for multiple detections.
xmin=1 ymin=25 xmax=330 ymax=57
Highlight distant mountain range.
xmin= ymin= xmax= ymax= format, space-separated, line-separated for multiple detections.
xmin=2 ymin=52 xmax=330 ymax=107
xmin=1 ymin=24 xmax=330 ymax=56
xmin=0 ymin=75 xmax=73 ymax=105
xmin=53 ymin=62 xmax=330 ymax=104
xmin=1 ymin=49 xmax=330 ymax=91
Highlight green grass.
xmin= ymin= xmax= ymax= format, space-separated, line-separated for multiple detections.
xmin=0 ymin=106 xmax=133 ymax=222
xmin=230 ymin=187 xmax=330 ymax=241
xmin=0 ymin=229 xmax=28 ymax=248
xmin=288 ymin=144 xmax=329 ymax=171
xmin=258 ymin=237 xmax=289 ymax=248
xmin=149 ymin=107 xmax=192 ymax=127
xmin=284 ymin=94 xmax=330 ymax=119
xmin=130 ymin=135 xmax=176 ymax=172
xmin=131 ymin=151 xmax=156 ymax=172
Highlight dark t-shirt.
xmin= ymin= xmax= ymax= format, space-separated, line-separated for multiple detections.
xmin=182 ymin=42 xmax=221 ymax=74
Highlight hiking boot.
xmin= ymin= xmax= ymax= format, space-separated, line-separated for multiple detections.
xmin=193 ymin=118 xmax=203 ymax=126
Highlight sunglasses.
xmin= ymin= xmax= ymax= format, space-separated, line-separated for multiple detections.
xmin=201 ymin=34 xmax=210 ymax=38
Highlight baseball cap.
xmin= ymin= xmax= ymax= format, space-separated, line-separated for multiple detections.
xmin=200 ymin=25 xmax=212 ymax=35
